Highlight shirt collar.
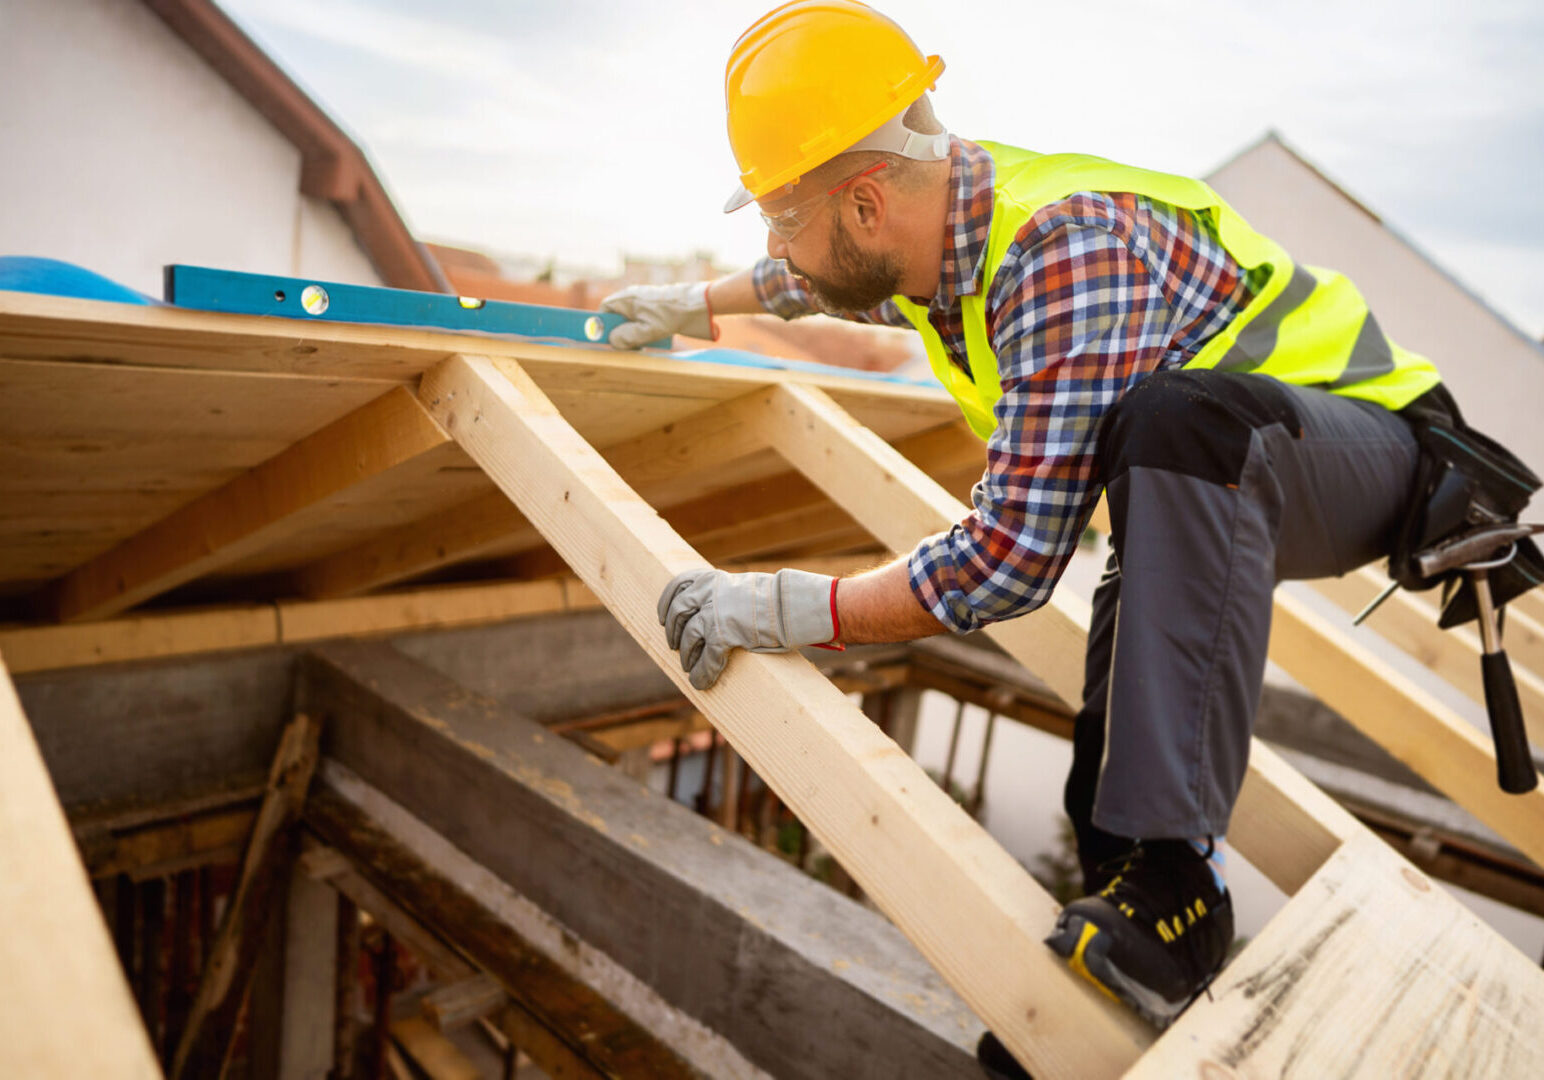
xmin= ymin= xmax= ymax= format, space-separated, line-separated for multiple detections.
xmin=930 ymin=136 xmax=996 ymax=312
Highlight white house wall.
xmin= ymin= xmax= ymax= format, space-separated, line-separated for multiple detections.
xmin=1207 ymin=137 xmax=1544 ymax=477
xmin=0 ymin=0 xmax=382 ymax=297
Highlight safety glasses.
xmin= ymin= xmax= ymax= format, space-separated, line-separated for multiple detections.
xmin=759 ymin=162 xmax=891 ymax=241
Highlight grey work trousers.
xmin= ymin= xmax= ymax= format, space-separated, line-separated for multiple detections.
xmin=1063 ymin=369 xmax=1420 ymax=882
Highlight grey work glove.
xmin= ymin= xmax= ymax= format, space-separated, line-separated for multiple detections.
xmin=658 ymin=568 xmax=839 ymax=690
xmin=599 ymin=282 xmax=715 ymax=349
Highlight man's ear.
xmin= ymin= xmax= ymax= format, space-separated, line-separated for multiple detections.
xmin=848 ymin=178 xmax=886 ymax=235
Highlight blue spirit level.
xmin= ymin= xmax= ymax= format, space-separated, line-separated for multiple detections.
xmin=161 ymin=263 xmax=932 ymax=387
xmin=163 ymin=264 xmax=669 ymax=348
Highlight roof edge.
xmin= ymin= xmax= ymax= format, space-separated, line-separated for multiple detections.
xmin=143 ymin=0 xmax=450 ymax=293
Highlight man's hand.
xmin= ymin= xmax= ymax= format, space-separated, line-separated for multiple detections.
xmin=599 ymin=282 xmax=715 ymax=349
xmin=658 ymin=568 xmax=839 ymax=690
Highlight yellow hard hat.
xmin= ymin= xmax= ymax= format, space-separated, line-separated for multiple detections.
xmin=723 ymin=1 xmax=947 ymax=212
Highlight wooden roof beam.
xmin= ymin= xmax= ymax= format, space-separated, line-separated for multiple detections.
xmin=420 ymin=353 xmax=1151 ymax=1079
xmin=754 ymin=382 xmax=1361 ymax=894
xmin=41 ymin=386 xmax=451 ymax=623
xmin=291 ymin=384 xmax=786 ymax=598
xmin=1314 ymin=566 xmax=1544 ymax=745
xmin=0 ymin=654 xmax=162 ymax=1076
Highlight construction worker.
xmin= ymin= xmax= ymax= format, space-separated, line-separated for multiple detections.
xmin=603 ymin=0 xmax=1447 ymax=1062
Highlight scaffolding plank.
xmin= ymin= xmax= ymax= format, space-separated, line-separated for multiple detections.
xmin=419 ymin=353 xmax=1151 ymax=1080
xmin=755 ymin=383 xmax=1360 ymax=893
xmin=0 ymin=652 xmax=161 ymax=1077
xmin=1130 ymin=832 xmax=1544 ymax=1078
xmin=45 ymin=386 xmax=451 ymax=622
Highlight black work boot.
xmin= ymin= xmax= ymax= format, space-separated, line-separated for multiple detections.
xmin=1044 ymin=839 xmax=1233 ymax=1028
xmin=975 ymin=1031 xmax=1032 ymax=1080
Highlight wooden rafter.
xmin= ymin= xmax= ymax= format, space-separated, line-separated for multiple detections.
xmin=754 ymin=382 xmax=1361 ymax=894
xmin=0 ymin=652 xmax=161 ymax=1077
xmin=419 ymin=353 xmax=1152 ymax=1079
xmin=43 ymin=387 xmax=451 ymax=622
xmin=291 ymin=383 xmax=781 ymax=598
xmin=1268 ymin=587 xmax=1544 ymax=865
xmin=1314 ymin=566 xmax=1544 ymax=744
xmin=292 ymin=394 xmax=977 ymax=600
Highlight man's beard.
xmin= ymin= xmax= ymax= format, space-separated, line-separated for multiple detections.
xmin=786 ymin=214 xmax=905 ymax=315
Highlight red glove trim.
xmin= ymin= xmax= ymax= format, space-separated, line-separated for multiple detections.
xmin=812 ymin=577 xmax=845 ymax=652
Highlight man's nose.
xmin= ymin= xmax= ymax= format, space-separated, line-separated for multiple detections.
xmin=766 ymin=230 xmax=789 ymax=260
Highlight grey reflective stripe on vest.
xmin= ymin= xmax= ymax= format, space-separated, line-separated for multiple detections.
xmin=1215 ymin=265 xmax=1317 ymax=373
xmin=1328 ymin=310 xmax=1396 ymax=388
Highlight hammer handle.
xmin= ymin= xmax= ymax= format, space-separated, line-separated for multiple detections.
xmin=1482 ymin=650 xmax=1539 ymax=794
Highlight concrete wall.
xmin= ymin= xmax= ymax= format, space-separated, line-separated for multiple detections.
xmin=1207 ymin=137 xmax=1544 ymax=477
xmin=0 ymin=0 xmax=382 ymax=295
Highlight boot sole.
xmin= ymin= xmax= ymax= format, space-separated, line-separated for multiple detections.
xmin=1045 ymin=913 xmax=1191 ymax=1029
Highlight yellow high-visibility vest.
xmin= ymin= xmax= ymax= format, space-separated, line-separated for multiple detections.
xmin=892 ymin=141 xmax=1440 ymax=439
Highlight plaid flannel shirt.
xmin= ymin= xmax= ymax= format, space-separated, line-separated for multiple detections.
xmin=753 ymin=138 xmax=1263 ymax=632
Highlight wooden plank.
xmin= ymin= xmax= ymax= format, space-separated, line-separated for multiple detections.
xmin=391 ymin=1016 xmax=481 ymax=1080
xmin=755 ymin=383 xmax=1359 ymax=893
xmin=1501 ymin=604 xmax=1544 ymax=683
xmin=1128 ymin=832 xmax=1544 ymax=1078
xmin=1 ymin=558 xmax=858 ymax=677
xmin=1512 ymin=587 xmax=1544 ymax=626
xmin=0 ymin=290 xmax=956 ymax=411
xmin=46 ymin=387 xmax=451 ymax=621
xmin=79 ymin=805 xmax=257 ymax=881
xmin=421 ymin=974 xmax=507 ymax=1031
xmin=291 ymin=488 xmax=530 ymax=599
xmin=1313 ymin=566 xmax=1544 ymax=745
xmin=319 ymin=864 xmax=475 ymax=981
xmin=170 ymin=711 xmax=321 ymax=1080
xmin=305 ymin=781 xmax=704 ymax=1079
xmin=293 ymin=406 xmax=965 ymax=602
xmin=293 ymin=385 xmax=779 ymax=599
xmin=274 ymin=872 xmax=339 ymax=1080
xmin=0 ymin=357 xmax=397 ymax=588
xmin=496 ymin=1005 xmax=606 ymax=1080
xmin=418 ymin=354 xmax=1149 ymax=1079
xmin=1269 ymin=586 xmax=1544 ymax=867
xmin=306 ymin=644 xmax=980 ymax=1079
xmin=0 ymin=604 xmax=280 ymax=673
xmin=0 ymin=651 xmax=162 ymax=1077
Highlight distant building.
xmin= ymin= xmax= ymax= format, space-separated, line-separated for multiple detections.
xmin=0 ymin=0 xmax=444 ymax=296
xmin=1207 ymin=133 xmax=1544 ymax=476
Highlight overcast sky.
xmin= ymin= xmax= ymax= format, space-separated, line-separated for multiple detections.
xmin=219 ymin=0 xmax=1543 ymax=338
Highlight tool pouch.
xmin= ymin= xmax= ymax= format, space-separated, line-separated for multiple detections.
xmin=1389 ymin=385 xmax=1543 ymax=628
